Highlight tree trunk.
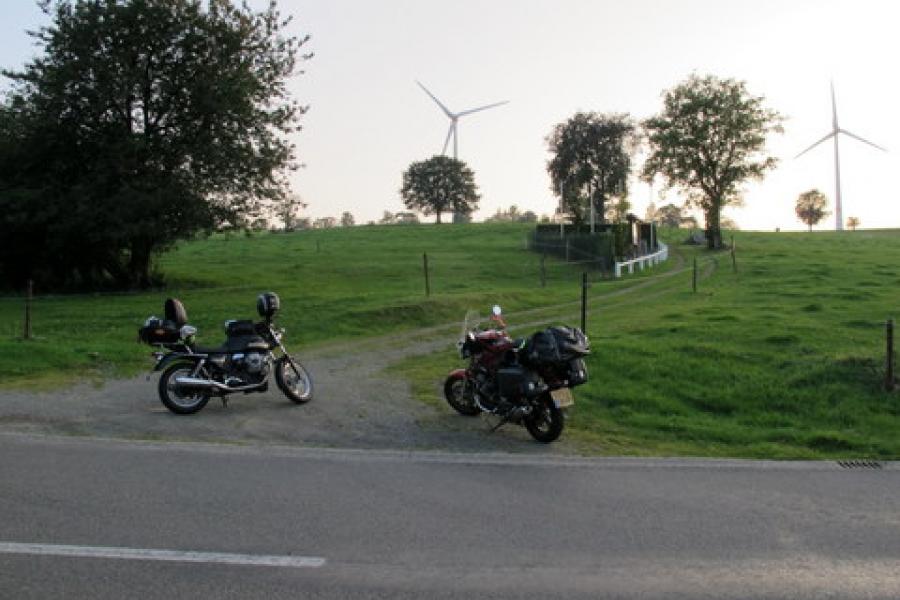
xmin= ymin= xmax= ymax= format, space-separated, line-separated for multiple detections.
xmin=129 ymin=240 xmax=154 ymax=289
xmin=706 ymin=207 xmax=723 ymax=250
xmin=436 ymin=211 xmax=442 ymax=224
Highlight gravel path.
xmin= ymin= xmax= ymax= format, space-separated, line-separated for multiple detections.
xmin=0 ymin=252 xmax=703 ymax=454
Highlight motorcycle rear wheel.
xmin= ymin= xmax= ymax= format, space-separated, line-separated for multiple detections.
xmin=158 ymin=364 xmax=210 ymax=415
xmin=444 ymin=376 xmax=481 ymax=416
xmin=275 ymin=356 xmax=314 ymax=404
xmin=524 ymin=393 xmax=564 ymax=443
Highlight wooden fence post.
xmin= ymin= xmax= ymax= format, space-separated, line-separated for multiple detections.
xmin=692 ymin=258 xmax=698 ymax=293
xmin=581 ymin=272 xmax=588 ymax=332
xmin=731 ymin=236 xmax=737 ymax=273
xmin=24 ymin=279 xmax=33 ymax=340
xmin=423 ymin=252 xmax=431 ymax=297
xmin=540 ymin=253 xmax=547 ymax=288
xmin=887 ymin=319 xmax=895 ymax=392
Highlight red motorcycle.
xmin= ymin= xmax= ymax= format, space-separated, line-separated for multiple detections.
xmin=443 ymin=306 xmax=589 ymax=443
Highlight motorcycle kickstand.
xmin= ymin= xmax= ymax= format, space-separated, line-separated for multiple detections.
xmin=489 ymin=415 xmax=510 ymax=433
xmin=220 ymin=395 xmax=229 ymax=408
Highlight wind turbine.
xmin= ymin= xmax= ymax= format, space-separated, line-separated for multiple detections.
xmin=795 ymin=82 xmax=887 ymax=230
xmin=416 ymin=80 xmax=508 ymax=160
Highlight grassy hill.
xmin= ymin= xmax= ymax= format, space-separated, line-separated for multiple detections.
xmin=1 ymin=223 xmax=898 ymax=458
xmin=393 ymin=228 xmax=900 ymax=458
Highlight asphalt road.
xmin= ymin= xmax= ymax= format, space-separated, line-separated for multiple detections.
xmin=1 ymin=434 xmax=898 ymax=599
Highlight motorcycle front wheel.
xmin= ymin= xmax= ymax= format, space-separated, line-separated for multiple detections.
xmin=444 ymin=376 xmax=481 ymax=416
xmin=158 ymin=363 xmax=210 ymax=415
xmin=275 ymin=356 xmax=314 ymax=404
xmin=524 ymin=393 xmax=564 ymax=443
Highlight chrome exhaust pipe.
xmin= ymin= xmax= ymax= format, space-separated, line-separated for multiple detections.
xmin=174 ymin=376 xmax=264 ymax=393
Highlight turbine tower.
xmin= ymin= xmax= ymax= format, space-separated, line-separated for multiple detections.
xmin=416 ymin=80 xmax=508 ymax=160
xmin=795 ymin=82 xmax=887 ymax=230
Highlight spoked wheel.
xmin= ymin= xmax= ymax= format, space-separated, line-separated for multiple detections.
xmin=158 ymin=364 xmax=210 ymax=415
xmin=444 ymin=376 xmax=481 ymax=416
xmin=275 ymin=355 xmax=314 ymax=404
xmin=524 ymin=393 xmax=564 ymax=443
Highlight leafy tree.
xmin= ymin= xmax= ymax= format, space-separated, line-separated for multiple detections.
xmin=605 ymin=196 xmax=632 ymax=223
xmin=795 ymin=189 xmax=830 ymax=232
xmin=547 ymin=112 xmax=636 ymax=227
xmin=395 ymin=211 xmax=420 ymax=225
xmin=278 ymin=194 xmax=308 ymax=231
xmin=0 ymin=0 xmax=309 ymax=289
xmin=379 ymin=211 xmax=395 ymax=224
xmin=655 ymin=203 xmax=684 ymax=228
xmin=643 ymin=75 xmax=782 ymax=249
xmin=847 ymin=216 xmax=860 ymax=231
xmin=400 ymin=155 xmax=479 ymax=224
xmin=485 ymin=205 xmax=539 ymax=223
xmin=340 ymin=211 xmax=355 ymax=227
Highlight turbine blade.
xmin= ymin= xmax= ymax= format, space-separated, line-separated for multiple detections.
xmin=831 ymin=80 xmax=839 ymax=130
xmin=795 ymin=131 xmax=836 ymax=159
xmin=839 ymin=128 xmax=888 ymax=152
xmin=416 ymin=80 xmax=454 ymax=118
xmin=456 ymin=100 xmax=509 ymax=117
xmin=442 ymin=124 xmax=453 ymax=155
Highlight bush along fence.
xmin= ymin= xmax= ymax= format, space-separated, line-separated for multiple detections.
xmin=528 ymin=221 xmax=665 ymax=278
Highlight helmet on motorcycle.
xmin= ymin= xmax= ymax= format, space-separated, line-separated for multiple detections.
xmin=257 ymin=292 xmax=280 ymax=319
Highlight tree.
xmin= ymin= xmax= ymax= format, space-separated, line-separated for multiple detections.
xmin=400 ymin=155 xmax=479 ymax=224
xmin=847 ymin=216 xmax=860 ymax=231
xmin=655 ymin=203 xmax=684 ymax=228
xmin=0 ymin=0 xmax=309 ymax=289
xmin=485 ymin=205 xmax=538 ymax=223
xmin=547 ymin=112 xmax=637 ymax=228
xmin=278 ymin=194 xmax=308 ymax=231
xmin=795 ymin=189 xmax=830 ymax=231
xmin=605 ymin=196 xmax=632 ymax=223
xmin=643 ymin=75 xmax=783 ymax=249
xmin=395 ymin=211 xmax=420 ymax=225
xmin=379 ymin=211 xmax=395 ymax=224
xmin=340 ymin=211 xmax=355 ymax=227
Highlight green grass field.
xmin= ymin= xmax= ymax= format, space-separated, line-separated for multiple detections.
xmin=392 ymin=228 xmax=900 ymax=459
xmin=1 ymin=223 xmax=898 ymax=458
xmin=0 ymin=223 xmax=629 ymax=386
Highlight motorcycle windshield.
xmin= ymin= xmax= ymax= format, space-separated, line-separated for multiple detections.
xmin=461 ymin=310 xmax=482 ymax=339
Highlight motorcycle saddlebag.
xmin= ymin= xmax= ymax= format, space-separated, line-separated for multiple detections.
xmin=138 ymin=317 xmax=180 ymax=345
xmin=523 ymin=330 xmax=561 ymax=366
xmin=497 ymin=366 xmax=540 ymax=399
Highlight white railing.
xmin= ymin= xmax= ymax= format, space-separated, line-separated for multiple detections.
xmin=614 ymin=242 xmax=669 ymax=278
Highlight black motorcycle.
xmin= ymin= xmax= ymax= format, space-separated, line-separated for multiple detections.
xmin=138 ymin=292 xmax=313 ymax=414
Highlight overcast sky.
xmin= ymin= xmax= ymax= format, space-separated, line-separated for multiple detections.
xmin=2 ymin=0 xmax=898 ymax=230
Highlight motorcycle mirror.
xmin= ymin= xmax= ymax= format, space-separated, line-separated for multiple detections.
xmin=492 ymin=305 xmax=502 ymax=317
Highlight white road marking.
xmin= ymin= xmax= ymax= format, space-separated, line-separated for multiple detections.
xmin=0 ymin=542 xmax=325 ymax=568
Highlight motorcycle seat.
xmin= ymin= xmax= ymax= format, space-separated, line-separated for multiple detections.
xmin=192 ymin=344 xmax=229 ymax=355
